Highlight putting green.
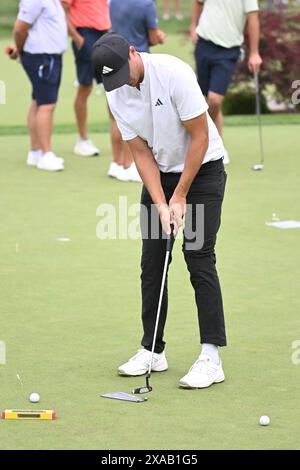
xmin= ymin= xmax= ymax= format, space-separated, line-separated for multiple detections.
xmin=0 ymin=123 xmax=300 ymax=449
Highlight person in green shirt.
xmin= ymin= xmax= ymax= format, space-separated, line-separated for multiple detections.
xmin=190 ymin=0 xmax=262 ymax=164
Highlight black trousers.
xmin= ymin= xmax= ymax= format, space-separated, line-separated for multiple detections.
xmin=140 ymin=158 xmax=227 ymax=353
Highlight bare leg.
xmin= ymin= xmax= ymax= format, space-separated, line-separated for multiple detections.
xmin=111 ymin=118 xmax=124 ymax=166
xmin=176 ymin=0 xmax=182 ymax=16
xmin=122 ymin=141 xmax=133 ymax=169
xmin=163 ymin=0 xmax=170 ymax=16
xmin=207 ymin=91 xmax=224 ymax=137
xmin=214 ymin=109 xmax=224 ymax=138
xmin=35 ymin=104 xmax=56 ymax=154
xmin=74 ymin=84 xmax=93 ymax=139
xmin=27 ymin=100 xmax=40 ymax=150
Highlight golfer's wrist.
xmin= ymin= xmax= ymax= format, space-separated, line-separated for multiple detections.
xmin=174 ymin=183 xmax=188 ymax=198
xmin=156 ymin=201 xmax=168 ymax=212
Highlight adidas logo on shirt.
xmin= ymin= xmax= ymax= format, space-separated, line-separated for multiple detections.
xmin=102 ymin=66 xmax=114 ymax=75
xmin=155 ymin=98 xmax=163 ymax=106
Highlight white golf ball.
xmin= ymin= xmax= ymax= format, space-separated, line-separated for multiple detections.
xmin=259 ymin=415 xmax=270 ymax=426
xmin=29 ymin=392 xmax=40 ymax=403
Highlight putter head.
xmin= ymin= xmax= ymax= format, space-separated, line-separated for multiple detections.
xmin=252 ymin=164 xmax=264 ymax=171
xmin=132 ymin=374 xmax=152 ymax=394
xmin=132 ymin=385 xmax=152 ymax=394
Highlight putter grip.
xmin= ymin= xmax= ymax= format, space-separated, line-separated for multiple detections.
xmin=166 ymin=224 xmax=175 ymax=252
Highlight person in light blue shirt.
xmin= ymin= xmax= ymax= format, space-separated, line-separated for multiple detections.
xmin=107 ymin=0 xmax=166 ymax=181
xmin=109 ymin=0 xmax=163 ymax=53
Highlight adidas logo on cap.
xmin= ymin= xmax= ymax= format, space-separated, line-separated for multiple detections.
xmin=102 ymin=66 xmax=114 ymax=75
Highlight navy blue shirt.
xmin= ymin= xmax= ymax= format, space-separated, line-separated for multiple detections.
xmin=109 ymin=0 xmax=158 ymax=53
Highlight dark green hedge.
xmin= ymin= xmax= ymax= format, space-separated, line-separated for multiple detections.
xmin=223 ymin=90 xmax=270 ymax=115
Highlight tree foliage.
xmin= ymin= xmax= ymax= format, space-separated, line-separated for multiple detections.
xmin=235 ymin=8 xmax=300 ymax=102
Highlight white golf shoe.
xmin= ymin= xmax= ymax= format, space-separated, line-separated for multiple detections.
xmin=28 ymin=150 xmax=64 ymax=167
xmin=179 ymin=355 xmax=225 ymax=389
xmin=37 ymin=152 xmax=64 ymax=172
xmin=27 ymin=150 xmax=42 ymax=167
xmin=117 ymin=162 xmax=142 ymax=183
xmin=127 ymin=162 xmax=142 ymax=182
xmin=74 ymin=138 xmax=100 ymax=157
xmin=107 ymin=162 xmax=123 ymax=179
xmin=118 ymin=349 xmax=168 ymax=376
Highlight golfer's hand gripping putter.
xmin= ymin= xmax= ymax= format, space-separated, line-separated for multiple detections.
xmin=133 ymin=225 xmax=175 ymax=395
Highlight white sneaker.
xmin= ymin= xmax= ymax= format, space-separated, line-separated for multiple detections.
xmin=223 ymin=149 xmax=230 ymax=165
xmin=107 ymin=162 xmax=123 ymax=179
xmin=117 ymin=163 xmax=142 ymax=183
xmin=27 ymin=150 xmax=64 ymax=167
xmin=37 ymin=152 xmax=64 ymax=172
xmin=128 ymin=162 xmax=142 ymax=182
xmin=175 ymin=13 xmax=183 ymax=20
xmin=27 ymin=149 xmax=42 ymax=167
xmin=179 ymin=355 xmax=225 ymax=389
xmin=74 ymin=138 xmax=100 ymax=157
xmin=116 ymin=166 xmax=129 ymax=182
xmin=162 ymin=13 xmax=170 ymax=20
xmin=118 ymin=349 xmax=168 ymax=376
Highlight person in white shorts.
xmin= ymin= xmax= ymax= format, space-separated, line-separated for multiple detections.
xmin=190 ymin=0 xmax=262 ymax=164
xmin=9 ymin=0 xmax=67 ymax=172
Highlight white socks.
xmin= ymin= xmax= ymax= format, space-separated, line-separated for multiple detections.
xmin=201 ymin=343 xmax=220 ymax=365
xmin=30 ymin=149 xmax=42 ymax=157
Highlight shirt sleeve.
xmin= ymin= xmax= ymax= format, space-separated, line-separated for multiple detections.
xmin=244 ymin=0 xmax=259 ymax=13
xmin=107 ymin=95 xmax=138 ymax=141
xmin=17 ymin=0 xmax=43 ymax=24
xmin=170 ymin=64 xmax=208 ymax=122
xmin=144 ymin=1 xmax=159 ymax=30
xmin=114 ymin=116 xmax=138 ymax=141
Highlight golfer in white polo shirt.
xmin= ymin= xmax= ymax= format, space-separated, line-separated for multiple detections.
xmin=10 ymin=0 xmax=67 ymax=171
xmin=92 ymin=33 xmax=227 ymax=389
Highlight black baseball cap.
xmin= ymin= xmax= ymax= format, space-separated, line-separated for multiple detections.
xmin=92 ymin=32 xmax=130 ymax=92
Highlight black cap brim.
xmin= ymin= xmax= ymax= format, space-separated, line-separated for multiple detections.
xmin=102 ymin=61 xmax=130 ymax=92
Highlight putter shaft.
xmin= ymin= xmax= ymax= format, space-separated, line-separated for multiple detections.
xmin=254 ymin=72 xmax=264 ymax=167
xmin=133 ymin=227 xmax=174 ymax=394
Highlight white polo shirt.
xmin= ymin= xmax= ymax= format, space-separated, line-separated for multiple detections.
xmin=18 ymin=0 xmax=68 ymax=54
xmin=197 ymin=0 xmax=259 ymax=48
xmin=107 ymin=53 xmax=224 ymax=173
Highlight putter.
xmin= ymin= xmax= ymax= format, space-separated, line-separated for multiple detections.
xmin=252 ymin=71 xmax=265 ymax=171
xmin=133 ymin=225 xmax=175 ymax=395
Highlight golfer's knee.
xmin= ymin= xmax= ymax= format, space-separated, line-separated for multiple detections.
xmin=183 ymin=239 xmax=216 ymax=263
xmin=77 ymin=84 xmax=93 ymax=100
xmin=207 ymin=92 xmax=223 ymax=118
xmin=37 ymin=103 xmax=56 ymax=114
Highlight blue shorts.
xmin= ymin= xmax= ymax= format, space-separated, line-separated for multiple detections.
xmin=72 ymin=28 xmax=108 ymax=86
xmin=21 ymin=52 xmax=62 ymax=106
xmin=195 ymin=37 xmax=240 ymax=97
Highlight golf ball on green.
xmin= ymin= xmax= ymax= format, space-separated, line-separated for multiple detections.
xmin=29 ymin=392 xmax=40 ymax=403
xmin=259 ymin=415 xmax=270 ymax=426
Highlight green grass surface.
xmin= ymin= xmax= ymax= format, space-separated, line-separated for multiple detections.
xmin=0 ymin=125 xmax=300 ymax=450
xmin=0 ymin=5 xmax=300 ymax=449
